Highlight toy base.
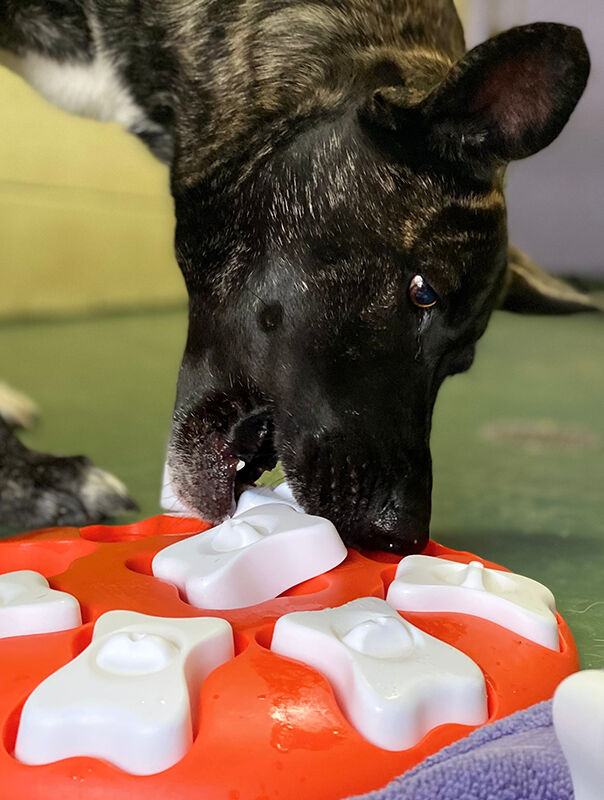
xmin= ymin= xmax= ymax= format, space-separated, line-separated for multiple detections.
xmin=0 ymin=515 xmax=579 ymax=800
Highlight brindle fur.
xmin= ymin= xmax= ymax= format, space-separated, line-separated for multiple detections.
xmin=0 ymin=1 xmax=596 ymax=548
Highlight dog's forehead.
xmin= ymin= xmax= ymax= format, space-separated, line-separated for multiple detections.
xmin=364 ymin=163 xmax=508 ymax=292
xmin=399 ymin=183 xmax=508 ymax=295
xmin=270 ymin=191 xmax=507 ymax=309
xmin=265 ymin=135 xmax=507 ymax=298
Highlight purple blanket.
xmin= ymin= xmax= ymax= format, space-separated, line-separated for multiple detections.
xmin=348 ymin=701 xmax=572 ymax=800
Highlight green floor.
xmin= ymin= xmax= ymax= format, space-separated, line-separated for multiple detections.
xmin=1 ymin=308 xmax=603 ymax=667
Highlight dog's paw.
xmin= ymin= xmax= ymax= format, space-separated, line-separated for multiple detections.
xmin=1 ymin=443 xmax=138 ymax=531
xmin=0 ymin=382 xmax=39 ymax=429
xmin=75 ymin=461 xmax=139 ymax=524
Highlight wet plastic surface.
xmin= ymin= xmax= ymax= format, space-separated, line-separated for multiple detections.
xmin=0 ymin=514 xmax=579 ymax=800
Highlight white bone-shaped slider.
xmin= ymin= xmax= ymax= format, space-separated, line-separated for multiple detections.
xmin=0 ymin=570 xmax=81 ymax=638
xmin=15 ymin=610 xmax=233 ymax=775
xmin=386 ymin=555 xmax=559 ymax=650
xmin=271 ymin=597 xmax=487 ymax=751
xmin=152 ymin=503 xmax=347 ymax=609
xmin=553 ymin=670 xmax=604 ymax=800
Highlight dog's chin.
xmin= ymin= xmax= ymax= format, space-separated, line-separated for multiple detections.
xmin=167 ymin=430 xmax=239 ymax=521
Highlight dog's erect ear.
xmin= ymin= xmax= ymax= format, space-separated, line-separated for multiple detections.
xmin=365 ymin=23 xmax=590 ymax=164
xmin=500 ymin=247 xmax=601 ymax=314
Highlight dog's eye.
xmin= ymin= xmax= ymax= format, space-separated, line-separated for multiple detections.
xmin=409 ymin=275 xmax=438 ymax=309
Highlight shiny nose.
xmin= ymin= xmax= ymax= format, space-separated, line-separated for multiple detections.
xmin=345 ymin=517 xmax=430 ymax=555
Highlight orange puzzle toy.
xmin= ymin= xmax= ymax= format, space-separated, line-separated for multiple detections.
xmin=0 ymin=492 xmax=579 ymax=800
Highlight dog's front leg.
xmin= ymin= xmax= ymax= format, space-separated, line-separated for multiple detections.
xmin=0 ymin=416 xmax=137 ymax=531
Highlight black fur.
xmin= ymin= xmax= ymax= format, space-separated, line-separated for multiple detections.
xmin=0 ymin=416 xmax=137 ymax=531
xmin=0 ymin=1 xmax=92 ymax=61
xmin=0 ymin=1 xmax=595 ymax=549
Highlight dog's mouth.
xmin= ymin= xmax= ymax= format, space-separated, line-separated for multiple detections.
xmin=167 ymin=392 xmax=431 ymax=555
xmin=167 ymin=393 xmax=279 ymax=522
xmin=231 ymin=408 xmax=279 ymax=493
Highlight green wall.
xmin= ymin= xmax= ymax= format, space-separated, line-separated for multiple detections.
xmin=0 ymin=67 xmax=184 ymax=318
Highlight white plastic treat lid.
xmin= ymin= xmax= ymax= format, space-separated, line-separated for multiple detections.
xmin=271 ymin=596 xmax=488 ymax=751
xmin=386 ymin=555 xmax=559 ymax=650
xmin=0 ymin=571 xmax=81 ymax=638
xmin=234 ymin=481 xmax=303 ymax=515
xmin=15 ymin=610 xmax=234 ymax=775
xmin=159 ymin=462 xmax=193 ymax=516
xmin=152 ymin=503 xmax=347 ymax=609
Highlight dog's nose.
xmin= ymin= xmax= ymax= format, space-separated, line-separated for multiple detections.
xmin=341 ymin=474 xmax=432 ymax=554
xmin=279 ymin=428 xmax=433 ymax=554
xmin=346 ymin=516 xmax=430 ymax=555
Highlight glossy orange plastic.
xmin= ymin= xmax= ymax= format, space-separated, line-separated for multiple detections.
xmin=0 ymin=515 xmax=579 ymax=800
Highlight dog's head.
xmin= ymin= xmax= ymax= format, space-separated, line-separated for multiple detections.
xmin=168 ymin=23 xmax=592 ymax=553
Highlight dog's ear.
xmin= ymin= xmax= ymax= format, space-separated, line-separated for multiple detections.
xmin=500 ymin=247 xmax=601 ymax=314
xmin=365 ymin=23 xmax=590 ymax=164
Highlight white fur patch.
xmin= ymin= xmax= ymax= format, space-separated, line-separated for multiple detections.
xmin=81 ymin=465 xmax=128 ymax=502
xmin=80 ymin=466 xmax=131 ymax=517
xmin=0 ymin=382 xmax=38 ymax=429
xmin=0 ymin=27 xmax=148 ymax=130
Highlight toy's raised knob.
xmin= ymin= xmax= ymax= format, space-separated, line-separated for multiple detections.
xmin=211 ymin=519 xmax=265 ymax=552
xmin=96 ymin=632 xmax=179 ymax=676
xmin=341 ymin=616 xmax=415 ymax=659
xmin=460 ymin=561 xmax=487 ymax=591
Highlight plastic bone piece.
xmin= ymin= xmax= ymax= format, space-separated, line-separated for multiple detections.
xmin=553 ymin=670 xmax=604 ymax=800
xmin=271 ymin=597 xmax=487 ymax=751
xmin=15 ymin=610 xmax=234 ymax=775
xmin=152 ymin=503 xmax=347 ymax=609
xmin=234 ymin=481 xmax=303 ymax=516
xmin=386 ymin=555 xmax=559 ymax=651
xmin=0 ymin=570 xmax=81 ymax=639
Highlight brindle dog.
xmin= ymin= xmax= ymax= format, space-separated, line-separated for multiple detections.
xmin=0 ymin=1 xmax=597 ymax=550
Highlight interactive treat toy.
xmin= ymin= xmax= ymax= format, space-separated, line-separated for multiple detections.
xmin=0 ymin=484 xmax=579 ymax=800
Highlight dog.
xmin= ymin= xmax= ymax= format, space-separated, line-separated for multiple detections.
xmin=0 ymin=1 xmax=597 ymax=550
